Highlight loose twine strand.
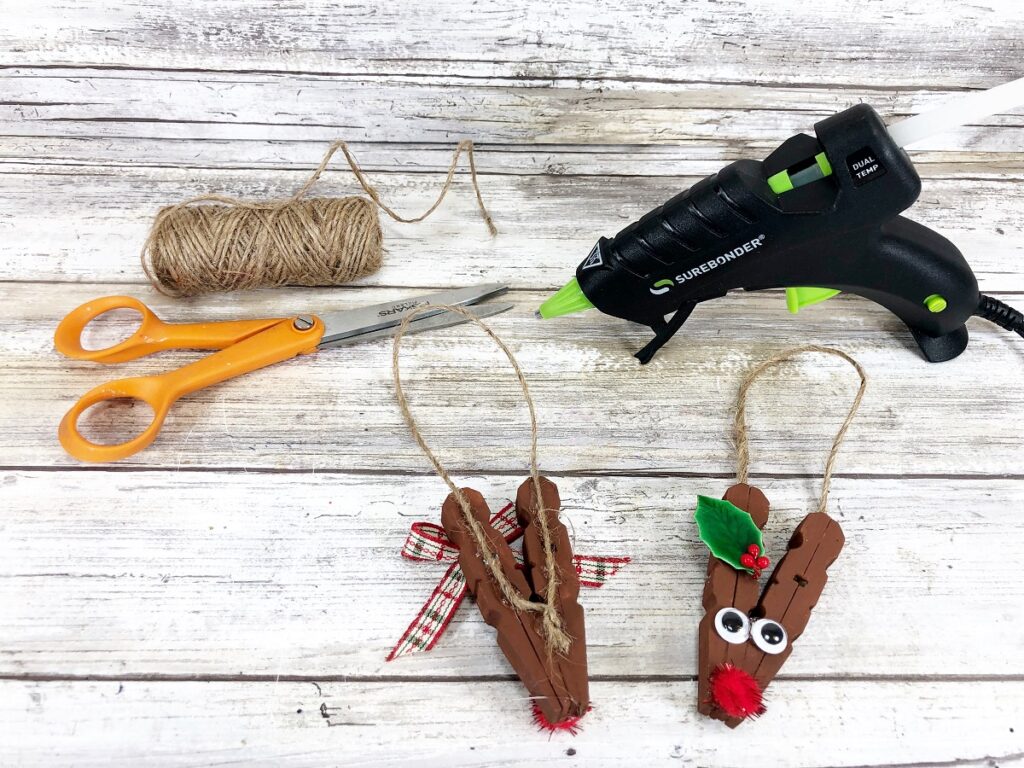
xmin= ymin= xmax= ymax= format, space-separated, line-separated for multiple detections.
xmin=734 ymin=345 xmax=868 ymax=515
xmin=141 ymin=140 xmax=496 ymax=297
xmin=392 ymin=304 xmax=571 ymax=656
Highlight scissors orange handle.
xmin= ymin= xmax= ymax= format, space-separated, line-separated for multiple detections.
xmin=55 ymin=297 xmax=325 ymax=463
xmin=55 ymin=295 xmax=288 ymax=363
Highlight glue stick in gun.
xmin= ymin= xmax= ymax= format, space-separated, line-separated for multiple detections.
xmin=538 ymin=77 xmax=1024 ymax=364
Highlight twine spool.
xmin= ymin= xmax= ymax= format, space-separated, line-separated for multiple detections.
xmin=141 ymin=140 xmax=496 ymax=297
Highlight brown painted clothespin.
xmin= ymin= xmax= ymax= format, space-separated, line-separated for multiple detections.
xmin=441 ymin=478 xmax=589 ymax=728
xmin=387 ymin=501 xmax=627 ymax=661
xmin=695 ymin=346 xmax=867 ymax=726
xmin=392 ymin=304 xmax=626 ymax=731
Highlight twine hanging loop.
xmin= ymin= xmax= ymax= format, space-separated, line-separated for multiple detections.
xmin=391 ymin=304 xmax=571 ymax=655
xmin=734 ymin=345 xmax=868 ymax=514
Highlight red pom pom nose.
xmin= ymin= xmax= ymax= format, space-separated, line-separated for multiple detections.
xmin=531 ymin=702 xmax=590 ymax=735
xmin=708 ymin=663 xmax=765 ymax=719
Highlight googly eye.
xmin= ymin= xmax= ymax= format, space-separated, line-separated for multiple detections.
xmin=713 ymin=607 xmax=751 ymax=644
xmin=751 ymin=618 xmax=788 ymax=654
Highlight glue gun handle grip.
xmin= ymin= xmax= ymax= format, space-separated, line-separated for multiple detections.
xmin=860 ymin=216 xmax=979 ymax=337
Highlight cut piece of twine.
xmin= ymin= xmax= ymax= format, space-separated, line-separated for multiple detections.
xmin=734 ymin=345 xmax=868 ymax=515
xmin=142 ymin=139 xmax=496 ymax=297
xmin=392 ymin=304 xmax=571 ymax=656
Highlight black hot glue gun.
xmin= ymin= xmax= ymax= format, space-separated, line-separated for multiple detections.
xmin=539 ymin=78 xmax=1024 ymax=364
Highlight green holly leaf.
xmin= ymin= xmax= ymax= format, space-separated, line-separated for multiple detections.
xmin=694 ymin=495 xmax=764 ymax=571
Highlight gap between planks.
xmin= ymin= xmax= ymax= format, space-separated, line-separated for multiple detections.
xmin=1 ymin=278 xmax=1022 ymax=298
xmin=3 ymin=161 xmax=1022 ymax=183
xmin=4 ymin=673 xmax=1024 ymax=684
xmin=0 ymin=63 xmax=1010 ymax=91
xmin=4 ymin=465 xmax=1024 ymax=482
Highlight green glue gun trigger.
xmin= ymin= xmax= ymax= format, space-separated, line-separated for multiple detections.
xmin=539 ymin=78 xmax=1024 ymax=364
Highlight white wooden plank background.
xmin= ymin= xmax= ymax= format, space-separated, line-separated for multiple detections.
xmin=2 ymin=472 xmax=1023 ymax=677
xmin=3 ymin=680 xmax=1022 ymax=768
xmin=2 ymin=2 xmax=1023 ymax=766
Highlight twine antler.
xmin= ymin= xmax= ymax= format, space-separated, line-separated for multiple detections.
xmin=391 ymin=304 xmax=571 ymax=655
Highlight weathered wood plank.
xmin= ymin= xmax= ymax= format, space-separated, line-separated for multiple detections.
xmin=6 ymin=284 xmax=1023 ymax=475
xmin=3 ymin=70 xmax=1023 ymax=155
xmin=2 ymin=0 xmax=1022 ymax=87
xmin=2 ymin=679 xmax=1022 ymax=767
xmin=7 ymin=135 xmax=1024 ymax=181
xmin=1 ymin=165 xmax=1021 ymax=288
xmin=2 ymin=471 xmax=1022 ymax=677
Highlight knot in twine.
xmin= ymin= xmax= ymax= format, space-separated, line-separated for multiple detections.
xmin=391 ymin=304 xmax=572 ymax=656
xmin=734 ymin=345 xmax=868 ymax=515
xmin=141 ymin=140 xmax=496 ymax=297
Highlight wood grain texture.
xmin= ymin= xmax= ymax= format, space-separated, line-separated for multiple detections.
xmin=3 ymin=1 xmax=1024 ymax=764
xmin=2 ymin=0 xmax=1022 ymax=87
xmin=2 ymin=471 xmax=1023 ymax=677
xmin=10 ymin=284 xmax=1023 ymax=474
xmin=1 ymin=680 xmax=1022 ymax=768
xmin=1 ymin=162 xmax=1022 ymax=288
xmin=6 ymin=135 xmax=1023 ymax=179
xmin=4 ymin=70 xmax=1024 ymax=154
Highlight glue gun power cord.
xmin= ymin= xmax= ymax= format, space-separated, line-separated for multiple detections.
xmin=976 ymin=295 xmax=1024 ymax=339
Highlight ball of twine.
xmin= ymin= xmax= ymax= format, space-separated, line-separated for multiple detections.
xmin=141 ymin=140 xmax=496 ymax=297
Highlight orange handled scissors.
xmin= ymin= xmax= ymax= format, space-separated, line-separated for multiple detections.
xmin=55 ymin=284 xmax=512 ymax=463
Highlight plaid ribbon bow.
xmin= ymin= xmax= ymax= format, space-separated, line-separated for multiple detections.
xmin=387 ymin=502 xmax=629 ymax=661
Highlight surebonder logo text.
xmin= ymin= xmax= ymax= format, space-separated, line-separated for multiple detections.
xmin=649 ymin=234 xmax=766 ymax=294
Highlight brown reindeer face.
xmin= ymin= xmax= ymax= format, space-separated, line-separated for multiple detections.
xmin=697 ymin=484 xmax=844 ymax=727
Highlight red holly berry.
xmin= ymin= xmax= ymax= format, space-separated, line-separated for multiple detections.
xmin=747 ymin=544 xmax=761 ymax=556
xmin=756 ymin=556 xmax=770 ymax=570
xmin=740 ymin=553 xmax=756 ymax=569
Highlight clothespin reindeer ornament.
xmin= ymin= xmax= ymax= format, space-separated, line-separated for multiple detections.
xmin=443 ymin=478 xmax=591 ymax=730
xmin=694 ymin=346 xmax=867 ymax=726
xmin=391 ymin=305 xmax=628 ymax=732
xmin=696 ymin=487 xmax=844 ymax=724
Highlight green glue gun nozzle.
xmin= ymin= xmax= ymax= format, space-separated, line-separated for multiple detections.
xmin=537 ymin=277 xmax=595 ymax=319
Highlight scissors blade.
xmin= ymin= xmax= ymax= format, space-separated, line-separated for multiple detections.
xmin=319 ymin=302 xmax=514 ymax=348
xmin=316 ymin=283 xmax=508 ymax=347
